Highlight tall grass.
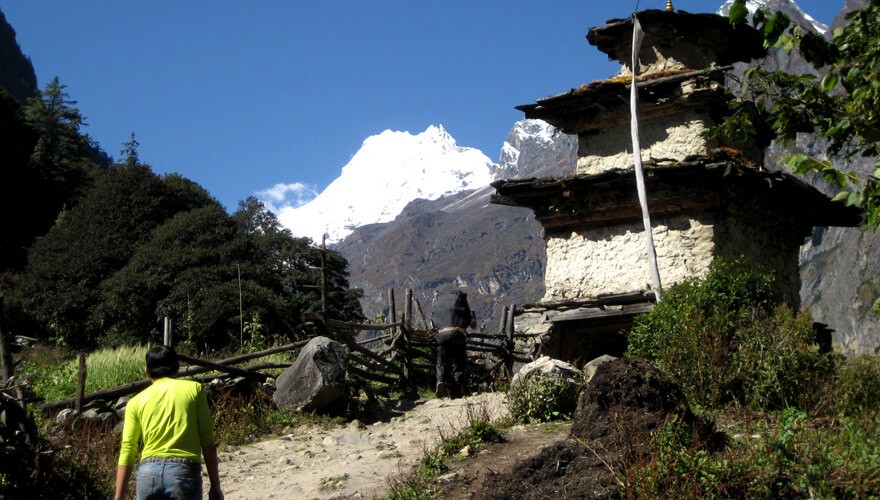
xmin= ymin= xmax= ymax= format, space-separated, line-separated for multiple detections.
xmin=27 ymin=344 xmax=149 ymax=402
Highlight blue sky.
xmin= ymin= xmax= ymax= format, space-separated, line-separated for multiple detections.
xmin=1 ymin=0 xmax=844 ymax=212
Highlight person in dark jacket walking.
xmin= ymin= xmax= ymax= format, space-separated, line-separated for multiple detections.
xmin=432 ymin=291 xmax=475 ymax=398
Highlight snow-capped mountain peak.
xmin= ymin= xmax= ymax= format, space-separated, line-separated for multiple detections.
xmin=493 ymin=119 xmax=577 ymax=181
xmin=717 ymin=0 xmax=828 ymax=35
xmin=272 ymin=125 xmax=494 ymax=244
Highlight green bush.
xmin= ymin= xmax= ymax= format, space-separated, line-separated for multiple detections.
xmin=508 ymin=375 xmax=576 ymax=423
xmin=736 ymin=307 xmax=836 ymax=410
xmin=628 ymin=408 xmax=880 ymax=498
xmin=628 ymin=416 xmax=736 ymax=498
xmin=831 ymin=354 xmax=880 ymax=416
xmin=734 ymin=409 xmax=880 ymax=498
xmin=627 ymin=259 xmax=833 ymax=411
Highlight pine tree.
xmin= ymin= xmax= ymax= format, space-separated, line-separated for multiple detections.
xmin=120 ymin=131 xmax=139 ymax=167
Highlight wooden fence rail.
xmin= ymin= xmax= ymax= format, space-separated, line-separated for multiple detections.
xmin=38 ymin=340 xmax=310 ymax=413
xmin=35 ymin=289 xmax=530 ymax=413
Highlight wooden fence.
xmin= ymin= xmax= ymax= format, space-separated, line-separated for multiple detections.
xmin=309 ymin=288 xmax=536 ymax=388
xmin=26 ymin=288 xmax=535 ymax=413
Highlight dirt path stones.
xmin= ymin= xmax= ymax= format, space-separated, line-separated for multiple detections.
xmin=214 ymin=392 xmax=508 ymax=499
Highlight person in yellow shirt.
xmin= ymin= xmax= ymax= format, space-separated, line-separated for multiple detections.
xmin=114 ymin=345 xmax=223 ymax=500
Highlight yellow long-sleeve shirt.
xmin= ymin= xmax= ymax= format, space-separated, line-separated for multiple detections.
xmin=118 ymin=377 xmax=215 ymax=466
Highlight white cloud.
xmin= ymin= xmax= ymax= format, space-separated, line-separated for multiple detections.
xmin=255 ymin=182 xmax=319 ymax=213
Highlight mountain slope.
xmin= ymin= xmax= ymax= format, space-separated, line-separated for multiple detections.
xmin=336 ymin=119 xmax=576 ymax=327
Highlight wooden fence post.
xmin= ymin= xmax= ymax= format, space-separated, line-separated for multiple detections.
xmin=388 ymin=289 xmax=396 ymax=334
xmin=505 ymin=305 xmax=516 ymax=377
xmin=163 ymin=316 xmax=173 ymax=347
xmin=75 ymin=352 xmax=87 ymax=413
xmin=499 ymin=306 xmax=509 ymax=343
xmin=320 ymin=235 xmax=327 ymax=317
xmin=388 ymin=288 xmax=398 ymax=366
xmin=403 ymin=289 xmax=413 ymax=382
xmin=0 ymin=303 xmax=12 ymax=383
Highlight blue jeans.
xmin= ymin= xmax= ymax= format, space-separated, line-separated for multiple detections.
xmin=136 ymin=458 xmax=202 ymax=500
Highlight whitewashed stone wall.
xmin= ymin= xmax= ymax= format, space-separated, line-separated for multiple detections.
xmin=542 ymin=206 xmax=805 ymax=306
xmin=577 ymin=111 xmax=713 ymax=174
xmin=542 ymin=214 xmax=716 ymax=301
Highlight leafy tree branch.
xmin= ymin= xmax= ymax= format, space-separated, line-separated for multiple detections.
xmin=723 ymin=0 xmax=880 ymax=229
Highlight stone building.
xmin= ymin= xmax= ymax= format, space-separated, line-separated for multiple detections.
xmin=491 ymin=9 xmax=860 ymax=366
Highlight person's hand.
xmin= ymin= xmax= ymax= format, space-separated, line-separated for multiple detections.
xmin=208 ymin=485 xmax=224 ymax=500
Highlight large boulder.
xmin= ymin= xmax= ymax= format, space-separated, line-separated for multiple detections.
xmin=510 ymin=356 xmax=583 ymax=411
xmin=273 ymin=337 xmax=350 ymax=413
xmin=582 ymin=354 xmax=617 ymax=384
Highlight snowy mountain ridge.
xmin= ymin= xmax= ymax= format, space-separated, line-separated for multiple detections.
xmin=274 ymin=125 xmax=493 ymax=244
xmin=717 ymin=0 xmax=828 ymax=34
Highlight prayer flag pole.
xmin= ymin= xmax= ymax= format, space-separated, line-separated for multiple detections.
xmin=629 ymin=14 xmax=663 ymax=301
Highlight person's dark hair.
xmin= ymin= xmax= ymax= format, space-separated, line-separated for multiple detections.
xmin=146 ymin=345 xmax=180 ymax=379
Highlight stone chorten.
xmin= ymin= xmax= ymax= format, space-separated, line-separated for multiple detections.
xmin=491 ymin=10 xmax=860 ymax=366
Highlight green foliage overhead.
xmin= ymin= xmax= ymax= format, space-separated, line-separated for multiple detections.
xmin=722 ymin=0 xmax=880 ymax=229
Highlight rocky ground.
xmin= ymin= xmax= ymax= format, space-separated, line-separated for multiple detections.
xmin=212 ymin=391 xmax=528 ymax=499
xmin=211 ymin=358 xmax=695 ymax=499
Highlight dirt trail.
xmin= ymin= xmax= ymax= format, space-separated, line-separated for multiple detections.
xmin=213 ymin=392 xmax=511 ymax=499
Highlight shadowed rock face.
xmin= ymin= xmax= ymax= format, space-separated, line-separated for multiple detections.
xmin=0 ymin=9 xmax=37 ymax=104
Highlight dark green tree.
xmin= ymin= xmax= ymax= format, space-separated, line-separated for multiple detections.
xmin=0 ymin=88 xmax=38 ymax=271
xmin=120 ymin=131 xmax=139 ymax=167
xmin=322 ymin=249 xmax=365 ymax=322
xmin=723 ymin=0 xmax=880 ymax=228
xmin=232 ymin=197 xmax=364 ymax=333
xmin=22 ymin=77 xmax=106 ymax=209
xmin=17 ymin=165 xmax=218 ymax=348
xmin=97 ymin=205 xmax=246 ymax=349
